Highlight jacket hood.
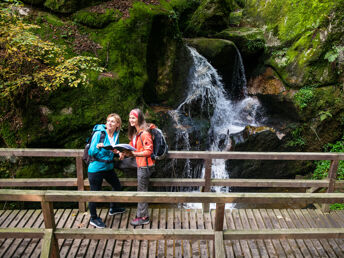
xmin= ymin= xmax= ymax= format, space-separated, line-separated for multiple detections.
xmin=92 ymin=124 xmax=106 ymax=132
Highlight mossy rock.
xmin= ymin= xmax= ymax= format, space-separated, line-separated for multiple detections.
xmin=185 ymin=37 xmax=237 ymax=87
xmin=185 ymin=0 xmax=231 ymax=36
xmin=73 ymin=9 xmax=122 ymax=28
xmin=44 ymin=0 xmax=78 ymax=13
xmin=216 ymin=27 xmax=265 ymax=57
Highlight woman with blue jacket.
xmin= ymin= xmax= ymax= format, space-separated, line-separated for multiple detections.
xmin=88 ymin=113 xmax=125 ymax=228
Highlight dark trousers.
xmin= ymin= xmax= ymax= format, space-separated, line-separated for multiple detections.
xmin=88 ymin=170 xmax=121 ymax=219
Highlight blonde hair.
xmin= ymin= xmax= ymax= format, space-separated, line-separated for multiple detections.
xmin=107 ymin=113 xmax=122 ymax=132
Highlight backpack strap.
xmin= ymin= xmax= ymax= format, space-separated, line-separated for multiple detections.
xmin=139 ymin=133 xmax=150 ymax=170
xmin=90 ymin=131 xmax=113 ymax=164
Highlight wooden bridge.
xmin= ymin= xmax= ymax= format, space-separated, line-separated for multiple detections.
xmin=0 ymin=149 xmax=344 ymax=257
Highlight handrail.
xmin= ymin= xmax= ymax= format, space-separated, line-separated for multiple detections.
xmin=1 ymin=148 xmax=344 ymax=160
xmin=1 ymin=189 xmax=344 ymax=258
xmin=0 ymin=148 xmax=343 ymax=213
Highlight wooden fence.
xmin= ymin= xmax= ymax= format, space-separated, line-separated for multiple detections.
xmin=1 ymin=189 xmax=344 ymax=258
xmin=0 ymin=148 xmax=344 ymax=212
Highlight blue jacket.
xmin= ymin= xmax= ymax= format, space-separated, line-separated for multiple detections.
xmin=87 ymin=124 xmax=119 ymax=173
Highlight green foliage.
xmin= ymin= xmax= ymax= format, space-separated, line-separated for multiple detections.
xmin=312 ymin=136 xmax=344 ymax=210
xmin=318 ymin=110 xmax=332 ymax=121
xmin=324 ymin=46 xmax=344 ymax=63
xmin=312 ymin=138 xmax=344 ymax=180
xmin=73 ymin=8 xmax=122 ymax=28
xmin=0 ymin=4 xmax=103 ymax=106
xmin=294 ymin=87 xmax=315 ymax=110
xmin=286 ymin=127 xmax=305 ymax=147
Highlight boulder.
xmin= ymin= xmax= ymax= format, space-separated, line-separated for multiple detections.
xmin=185 ymin=0 xmax=231 ymax=36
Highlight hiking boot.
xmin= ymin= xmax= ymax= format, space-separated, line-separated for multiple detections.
xmin=109 ymin=207 xmax=126 ymax=216
xmin=130 ymin=217 xmax=150 ymax=226
xmin=90 ymin=217 xmax=106 ymax=228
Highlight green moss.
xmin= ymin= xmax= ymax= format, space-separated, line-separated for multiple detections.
xmin=216 ymin=27 xmax=265 ymax=56
xmin=186 ymin=0 xmax=231 ymax=36
xmin=73 ymin=8 xmax=122 ymax=28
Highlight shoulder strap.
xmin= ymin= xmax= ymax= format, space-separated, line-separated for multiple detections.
xmin=99 ymin=131 xmax=106 ymax=143
xmin=139 ymin=134 xmax=149 ymax=169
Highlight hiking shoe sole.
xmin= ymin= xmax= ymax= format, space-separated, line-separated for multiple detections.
xmin=90 ymin=220 xmax=105 ymax=228
xmin=109 ymin=209 xmax=126 ymax=216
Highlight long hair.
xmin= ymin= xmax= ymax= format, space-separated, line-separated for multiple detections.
xmin=128 ymin=108 xmax=149 ymax=140
xmin=107 ymin=113 xmax=121 ymax=132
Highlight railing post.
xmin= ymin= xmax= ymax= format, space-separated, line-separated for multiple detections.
xmin=322 ymin=160 xmax=339 ymax=213
xmin=41 ymin=201 xmax=59 ymax=258
xmin=214 ymin=203 xmax=225 ymax=258
xmin=76 ymin=157 xmax=86 ymax=212
xmin=202 ymin=159 xmax=212 ymax=213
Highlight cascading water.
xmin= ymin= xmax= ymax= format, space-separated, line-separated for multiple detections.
xmin=169 ymin=46 xmax=264 ymax=208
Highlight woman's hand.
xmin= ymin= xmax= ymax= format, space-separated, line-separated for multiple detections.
xmin=119 ymin=152 xmax=125 ymax=160
xmin=123 ymin=150 xmax=134 ymax=157
xmin=96 ymin=143 xmax=104 ymax=149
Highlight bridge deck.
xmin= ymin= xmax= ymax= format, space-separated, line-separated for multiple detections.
xmin=0 ymin=208 xmax=343 ymax=257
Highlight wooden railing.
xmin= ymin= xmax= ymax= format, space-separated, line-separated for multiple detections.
xmin=0 ymin=148 xmax=344 ymax=212
xmin=1 ymin=189 xmax=344 ymax=258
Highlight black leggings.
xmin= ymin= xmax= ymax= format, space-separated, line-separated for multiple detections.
xmin=88 ymin=169 xmax=121 ymax=219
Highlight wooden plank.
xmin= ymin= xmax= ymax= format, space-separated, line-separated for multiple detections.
xmin=279 ymin=209 xmax=311 ymax=257
xmin=214 ymin=231 xmax=225 ymax=258
xmin=323 ymin=160 xmax=339 ymax=212
xmin=19 ymin=209 xmax=46 ymax=257
xmin=311 ymin=209 xmax=344 ymax=256
xmin=214 ymin=203 xmax=225 ymax=231
xmin=138 ymin=208 xmax=152 ymax=258
xmin=204 ymin=210 xmax=213 ymax=257
xmin=232 ymin=209 xmax=252 ymax=257
xmin=31 ymin=209 xmax=64 ymax=258
xmin=239 ymin=209 xmax=260 ymax=257
xmin=3 ymin=178 xmax=344 ymax=189
xmin=0 ymin=209 xmax=35 ymax=257
xmin=202 ymin=159 xmax=212 ymax=212
xmin=63 ymin=211 xmax=88 ymax=257
xmin=259 ymin=209 xmax=286 ymax=257
xmin=225 ymin=210 xmax=243 ymax=257
xmin=122 ymin=208 xmax=136 ymax=258
xmin=330 ymin=211 xmax=344 ymax=253
xmin=0 ymin=209 xmax=25 ymax=253
xmin=272 ymin=209 xmax=303 ymax=258
xmin=196 ymin=209 xmax=210 ymax=258
xmin=222 ymin=228 xmax=344 ymax=239
xmin=10 ymin=210 xmax=42 ymax=257
xmin=76 ymin=157 xmax=86 ymax=212
xmin=299 ymin=209 xmax=335 ymax=257
xmin=41 ymin=201 xmax=55 ymax=229
xmin=41 ymin=190 xmax=344 ymax=204
xmin=266 ymin=209 xmax=294 ymax=257
xmin=297 ymin=209 xmax=334 ymax=256
xmin=166 ymin=208 xmax=174 ymax=258
xmin=287 ymin=209 xmax=319 ymax=257
xmin=85 ymin=209 xmax=108 ymax=257
xmin=59 ymin=209 xmax=83 ymax=257
xmin=40 ymin=229 xmax=59 ymax=258
xmin=174 ymin=209 xmax=183 ymax=258
xmin=0 ymin=178 xmax=77 ymax=187
xmin=245 ymin=209 xmax=269 ymax=258
xmin=2 ymin=148 xmax=344 ymax=160
xmin=100 ymin=208 xmax=121 ymax=258
xmin=113 ymin=207 xmax=129 ymax=256
xmin=168 ymin=150 xmax=344 ymax=160
xmin=148 ymin=208 xmax=159 ymax=258
xmin=72 ymin=209 xmax=94 ymax=258
xmin=157 ymin=208 xmax=167 ymax=257
xmin=182 ymin=209 xmax=191 ymax=258
xmin=189 ymin=209 xmax=200 ymax=257
xmin=2 ymin=189 xmax=344 ymax=205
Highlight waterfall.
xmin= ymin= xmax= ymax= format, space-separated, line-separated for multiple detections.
xmin=169 ymin=46 xmax=264 ymax=208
